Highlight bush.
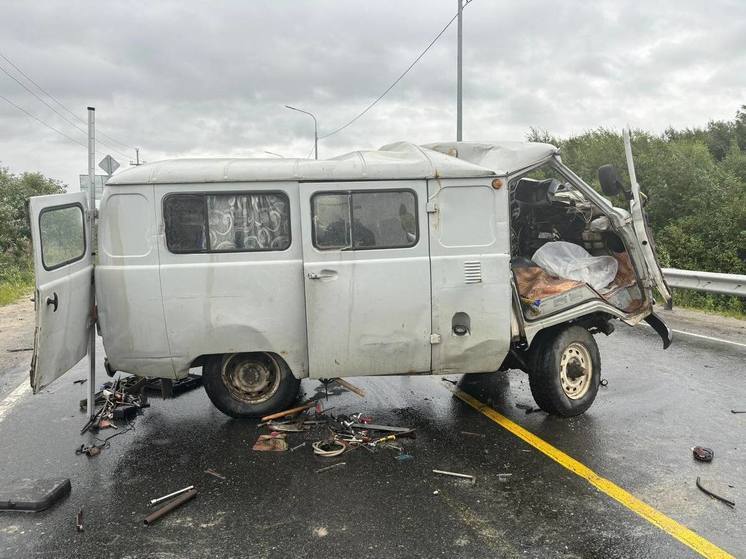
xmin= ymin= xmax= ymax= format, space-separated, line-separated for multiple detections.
xmin=0 ymin=167 xmax=64 ymax=306
xmin=531 ymin=107 xmax=746 ymax=317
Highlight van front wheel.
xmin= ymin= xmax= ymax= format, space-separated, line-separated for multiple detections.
xmin=203 ymin=352 xmax=300 ymax=418
xmin=529 ymin=326 xmax=600 ymax=417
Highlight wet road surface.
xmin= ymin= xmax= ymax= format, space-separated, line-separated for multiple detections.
xmin=0 ymin=310 xmax=744 ymax=558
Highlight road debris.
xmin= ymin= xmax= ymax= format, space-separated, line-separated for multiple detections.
xmin=76 ymin=508 xmax=84 ymax=532
xmin=692 ymin=446 xmax=714 ymax=462
xmin=267 ymin=420 xmax=307 ymax=433
xmin=252 ymin=433 xmax=288 ymax=452
xmin=460 ymin=431 xmax=485 ymax=438
xmin=144 ymin=488 xmax=198 ymax=526
xmin=150 ymin=485 xmax=195 ymax=507
xmin=80 ymin=377 xmax=148 ymax=435
xmin=204 ymin=469 xmax=226 ymax=480
xmin=433 ymin=469 xmax=476 ymax=484
xmin=260 ymin=402 xmax=316 ymax=422
xmin=731 ymin=410 xmax=746 ymax=414
xmin=289 ymin=442 xmax=307 ymax=452
xmin=696 ymin=477 xmax=735 ymax=508
xmin=395 ymin=453 xmax=414 ymax=462
xmin=315 ymin=462 xmax=346 ymax=474
xmin=332 ymin=378 xmax=366 ymax=398
xmin=312 ymin=440 xmax=346 ymax=457
xmin=75 ymin=443 xmax=102 ymax=458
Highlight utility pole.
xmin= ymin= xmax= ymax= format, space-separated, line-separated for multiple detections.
xmin=456 ymin=0 xmax=463 ymax=141
xmin=130 ymin=147 xmax=142 ymax=166
xmin=285 ymin=105 xmax=318 ymax=160
xmin=86 ymin=107 xmax=96 ymax=420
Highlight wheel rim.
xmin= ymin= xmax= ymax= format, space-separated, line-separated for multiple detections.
xmin=559 ymin=342 xmax=593 ymax=400
xmin=221 ymin=353 xmax=281 ymax=404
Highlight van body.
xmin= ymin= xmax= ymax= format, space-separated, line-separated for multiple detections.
xmin=28 ymin=141 xmax=671 ymax=417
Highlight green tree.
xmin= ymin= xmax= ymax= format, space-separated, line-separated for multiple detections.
xmin=0 ymin=167 xmax=64 ymax=260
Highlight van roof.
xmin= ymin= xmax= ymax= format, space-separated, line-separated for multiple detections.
xmin=106 ymin=141 xmax=558 ymax=186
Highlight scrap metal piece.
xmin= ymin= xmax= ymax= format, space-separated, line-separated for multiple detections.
xmin=144 ymin=489 xmax=198 ymax=526
xmin=731 ymin=410 xmax=746 ymax=414
xmin=460 ymin=431 xmax=485 ymax=438
xmin=149 ymin=485 xmax=195 ymax=507
xmin=268 ymin=421 xmax=307 ymax=433
xmin=433 ymin=469 xmax=476 ymax=483
xmin=76 ymin=508 xmax=84 ymax=532
xmin=204 ymin=469 xmax=226 ymax=480
xmin=696 ymin=477 xmax=735 ymax=508
xmin=350 ymin=423 xmax=412 ymax=433
xmin=289 ymin=442 xmax=307 ymax=452
xmin=315 ymin=462 xmax=346 ymax=474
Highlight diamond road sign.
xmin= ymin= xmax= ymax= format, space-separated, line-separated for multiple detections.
xmin=98 ymin=154 xmax=120 ymax=176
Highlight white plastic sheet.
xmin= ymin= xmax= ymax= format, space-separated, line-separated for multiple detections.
xmin=532 ymin=241 xmax=618 ymax=290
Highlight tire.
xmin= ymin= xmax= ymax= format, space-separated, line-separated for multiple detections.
xmin=528 ymin=325 xmax=601 ymax=417
xmin=203 ymin=352 xmax=300 ymax=418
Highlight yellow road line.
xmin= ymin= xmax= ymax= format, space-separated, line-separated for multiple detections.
xmin=445 ymin=384 xmax=734 ymax=559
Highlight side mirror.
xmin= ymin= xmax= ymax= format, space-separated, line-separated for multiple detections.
xmin=597 ymin=164 xmax=623 ymax=196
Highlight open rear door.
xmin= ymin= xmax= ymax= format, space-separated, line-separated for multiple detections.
xmin=28 ymin=193 xmax=93 ymax=393
xmin=623 ymin=129 xmax=672 ymax=306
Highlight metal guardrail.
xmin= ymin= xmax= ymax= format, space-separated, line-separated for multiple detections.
xmin=663 ymin=268 xmax=746 ymax=297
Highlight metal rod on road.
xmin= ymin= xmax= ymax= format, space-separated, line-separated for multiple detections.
xmin=456 ymin=0 xmax=463 ymax=141
xmin=150 ymin=485 xmax=195 ymax=506
xmin=87 ymin=107 xmax=96 ymax=420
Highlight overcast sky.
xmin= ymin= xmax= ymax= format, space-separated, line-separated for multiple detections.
xmin=1 ymin=0 xmax=744 ymax=190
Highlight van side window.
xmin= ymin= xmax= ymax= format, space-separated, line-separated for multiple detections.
xmin=39 ymin=204 xmax=86 ymax=270
xmin=312 ymin=190 xmax=417 ymax=250
xmin=164 ymin=192 xmax=290 ymax=253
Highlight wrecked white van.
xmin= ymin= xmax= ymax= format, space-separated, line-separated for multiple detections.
xmin=27 ymin=139 xmax=671 ymax=418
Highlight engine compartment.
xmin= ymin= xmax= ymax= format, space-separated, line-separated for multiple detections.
xmin=510 ymin=177 xmax=643 ymax=319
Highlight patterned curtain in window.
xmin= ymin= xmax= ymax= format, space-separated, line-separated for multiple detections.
xmin=207 ymin=194 xmax=290 ymax=251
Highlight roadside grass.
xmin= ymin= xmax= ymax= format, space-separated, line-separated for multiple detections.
xmin=673 ymin=290 xmax=746 ymax=320
xmin=0 ymin=260 xmax=34 ymax=307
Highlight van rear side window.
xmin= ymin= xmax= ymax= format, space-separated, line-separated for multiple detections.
xmin=39 ymin=204 xmax=86 ymax=270
xmin=164 ymin=192 xmax=290 ymax=253
xmin=312 ymin=190 xmax=417 ymax=250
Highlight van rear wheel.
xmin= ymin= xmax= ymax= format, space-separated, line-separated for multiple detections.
xmin=529 ymin=326 xmax=600 ymax=417
xmin=203 ymin=352 xmax=300 ymax=418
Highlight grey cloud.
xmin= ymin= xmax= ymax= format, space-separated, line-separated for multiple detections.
xmin=0 ymin=0 xmax=744 ymax=188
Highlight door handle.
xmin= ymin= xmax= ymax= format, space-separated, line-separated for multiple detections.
xmin=46 ymin=292 xmax=58 ymax=312
xmin=307 ymin=270 xmax=337 ymax=280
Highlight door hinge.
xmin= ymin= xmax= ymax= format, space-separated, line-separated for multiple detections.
xmin=426 ymin=201 xmax=438 ymax=213
xmin=430 ymin=333 xmax=441 ymax=344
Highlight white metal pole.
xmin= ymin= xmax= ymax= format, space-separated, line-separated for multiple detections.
xmin=87 ymin=107 xmax=96 ymax=419
xmin=456 ymin=0 xmax=463 ymax=141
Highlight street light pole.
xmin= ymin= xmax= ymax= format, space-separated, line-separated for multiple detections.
xmin=285 ymin=105 xmax=318 ymax=160
xmin=456 ymin=0 xmax=463 ymax=141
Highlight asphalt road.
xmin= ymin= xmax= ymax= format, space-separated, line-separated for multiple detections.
xmin=0 ymin=308 xmax=744 ymax=558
